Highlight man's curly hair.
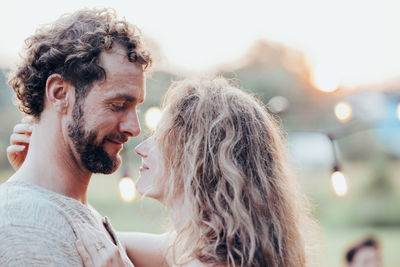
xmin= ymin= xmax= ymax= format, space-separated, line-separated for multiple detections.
xmin=9 ymin=8 xmax=152 ymax=119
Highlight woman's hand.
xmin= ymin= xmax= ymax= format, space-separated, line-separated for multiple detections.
xmin=7 ymin=119 xmax=33 ymax=170
xmin=74 ymin=221 xmax=134 ymax=267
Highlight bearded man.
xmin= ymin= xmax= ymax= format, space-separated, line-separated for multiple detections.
xmin=0 ymin=8 xmax=151 ymax=266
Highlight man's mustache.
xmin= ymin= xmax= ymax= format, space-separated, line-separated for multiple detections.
xmin=104 ymin=133 xmax=129 ymax=144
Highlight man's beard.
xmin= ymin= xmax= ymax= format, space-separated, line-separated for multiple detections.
xmin=67 ymin=100 xmax=127 ymax=174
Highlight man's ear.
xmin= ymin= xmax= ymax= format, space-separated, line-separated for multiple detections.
xmin=45 ymin=74 xmax=73 ymax=114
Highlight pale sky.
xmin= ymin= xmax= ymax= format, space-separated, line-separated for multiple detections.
xmin=1 ymin=0 xmax=399 ymax=88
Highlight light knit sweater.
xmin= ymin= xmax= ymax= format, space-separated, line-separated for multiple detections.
xmin=0 ymin=180 xmax=121 ymax=266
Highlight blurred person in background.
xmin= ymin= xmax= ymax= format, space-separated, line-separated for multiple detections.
xmin=1 ymin=8 xmax=151 ymax=266
xmin=345 ymin=237 xmax=383 ymax=267
xmin=9 ymin=77 xmax=317 ymax=267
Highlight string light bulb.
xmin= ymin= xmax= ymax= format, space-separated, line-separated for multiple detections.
xmin=330 ymin=165 xmax=348 ymax=197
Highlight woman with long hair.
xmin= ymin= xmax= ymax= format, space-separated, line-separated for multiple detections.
xmin=8 ymin=77 xmax=316 ymax=267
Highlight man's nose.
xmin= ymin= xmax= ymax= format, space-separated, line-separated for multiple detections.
xmin=119 ymin=111 xmax=141 ymax=137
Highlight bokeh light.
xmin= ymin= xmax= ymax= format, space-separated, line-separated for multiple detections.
xmin=268 ymin=96 xmax=289 ymax=114
xmin=312 ymin=63 xmax=341 ymax=93
xmin=118 ymin=177 xmax=137 ymax=202
xmin=330 ymin=171 xmax=348 ymax=197
xmin=145 ymin=107 xmax=162 ymax=131
xmin=334 ymin=101 xmax=352 ymax=123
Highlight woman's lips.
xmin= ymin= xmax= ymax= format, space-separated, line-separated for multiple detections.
xmin=139 ymin=164 xmax=149 ymax=172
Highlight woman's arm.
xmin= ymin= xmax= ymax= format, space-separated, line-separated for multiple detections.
xmin=117 ymin=232 xmax=169 ymax=267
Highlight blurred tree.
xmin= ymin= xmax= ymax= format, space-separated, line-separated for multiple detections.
xmin=354 ymin=156 xmax=400 ymax=226
xmin=0 ymin=69 xmax=21 ymax=170
xmin=0 ymin=69 xmax=13 ymax=106
xmin=219 ymin=40 xmax=341 ymax=132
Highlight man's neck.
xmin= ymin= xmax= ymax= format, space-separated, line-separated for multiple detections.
xmin=10 ymin=120 xmax=91 ymax=204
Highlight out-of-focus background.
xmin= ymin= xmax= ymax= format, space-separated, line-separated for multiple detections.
xmin=1 ymin=0 xmax=400 ymax=266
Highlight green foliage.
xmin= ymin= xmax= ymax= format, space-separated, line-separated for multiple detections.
xmin=351 ymin=157 xmax=400 ymax=226
xmin=0 ymin=69 xmax=22 ymax=171
xmin=0 ymin=69 xmax=13 ymax=106
xmin=144 ymin=71 xmax=180 ymax=107
xmin=301 ymin=159 xmax=400 ymax=228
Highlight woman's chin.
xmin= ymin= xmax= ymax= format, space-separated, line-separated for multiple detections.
xmin=135 ymin=184 xmax=161 ymax=200
xmin=134 ymin=184 xmax=146 ymax=196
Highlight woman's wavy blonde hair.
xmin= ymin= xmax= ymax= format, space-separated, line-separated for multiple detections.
xmin=154 ymin=77 xmax=315 ymax=267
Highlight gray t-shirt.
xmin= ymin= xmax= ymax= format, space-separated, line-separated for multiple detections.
xmin=0 ymin=180 xmax=119 ymax=266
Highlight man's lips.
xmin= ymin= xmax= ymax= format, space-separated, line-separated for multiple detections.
xmin=106 ymin=139 xmax=124 ymax=151
xmin=107 ymin=139 xmax=124 ymax=145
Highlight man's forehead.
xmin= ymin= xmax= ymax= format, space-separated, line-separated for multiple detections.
xmin=86 ymin=48 xmax=146 ymax=103
xmin=86 ymin=77 xmax=145 ymax=106
xmin=99 ymin=47 xmax=144 ymax=74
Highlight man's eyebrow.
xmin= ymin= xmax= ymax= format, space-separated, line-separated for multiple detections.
xmin=105 ymin=94 xmax=137 ymax=102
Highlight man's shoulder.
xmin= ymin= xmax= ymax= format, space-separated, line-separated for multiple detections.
xmin=0 ymin=181 xmax=83 ymax=266
xmin=0 ymin=181 xmax=73 ymax=230
xmin=0 ymin=180 xmax=57 ymax=212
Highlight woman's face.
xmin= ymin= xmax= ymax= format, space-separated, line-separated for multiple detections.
xmin=134 ymin=135 xmax=168 ymax=202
